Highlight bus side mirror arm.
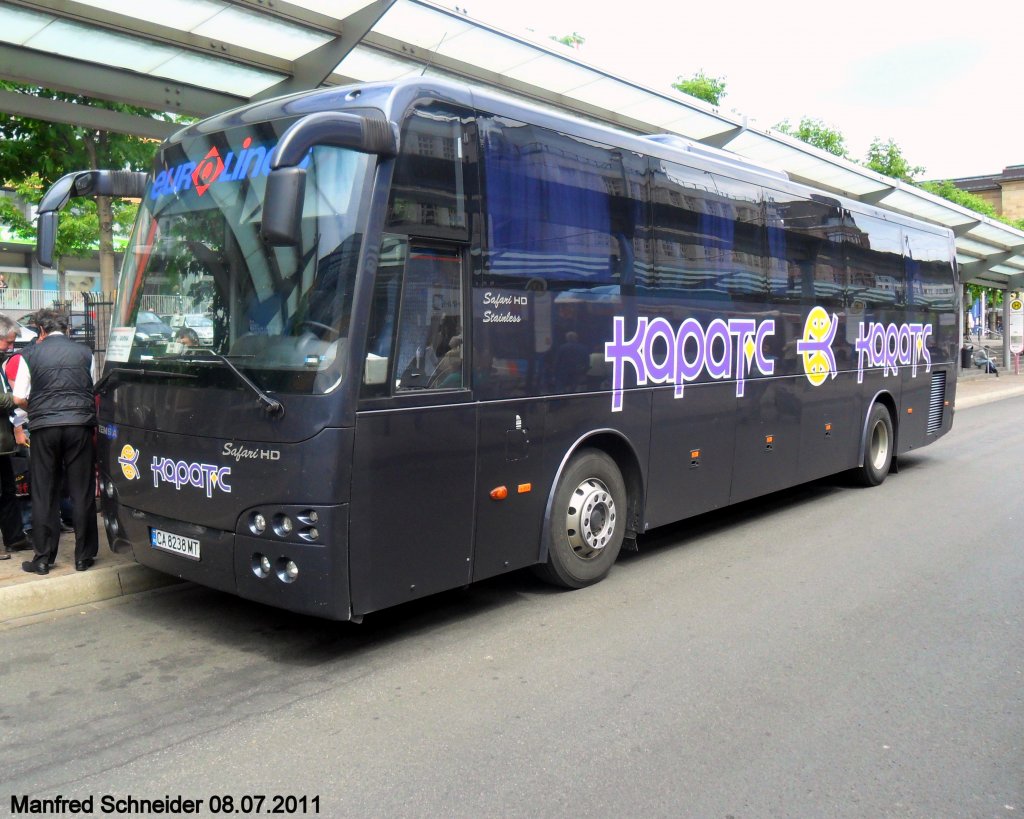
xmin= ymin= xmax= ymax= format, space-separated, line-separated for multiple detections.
xmin=36 ymin=170 xmax=148 ymax=267
xmin=261 ymin=111 xmax=398 ymax=247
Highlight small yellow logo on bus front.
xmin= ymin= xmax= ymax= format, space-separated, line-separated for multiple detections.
xmin=119 ymin=444 xmax=141 ymax=481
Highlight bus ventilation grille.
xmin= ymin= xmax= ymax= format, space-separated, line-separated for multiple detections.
xmin=927 ymin=371 xmax=946 ymax=434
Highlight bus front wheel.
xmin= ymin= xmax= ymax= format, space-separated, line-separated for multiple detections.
xmin=856 ymin=403 xmax=894 ymax=487
xmin=536 ymin=449 xmax=626 ymax=589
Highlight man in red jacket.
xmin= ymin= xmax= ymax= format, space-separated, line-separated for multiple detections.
xmin=0 ymin=316 xmax=29 ymax=559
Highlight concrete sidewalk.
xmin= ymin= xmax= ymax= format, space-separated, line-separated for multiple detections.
xmin=2 ymin=366 xmax=1022 ymax=624
xmin=0 ymin=529 xmax=179 ymax=623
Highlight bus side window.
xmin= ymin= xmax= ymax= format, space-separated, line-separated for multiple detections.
xmin=393 ymin=247 xmax=465 ymax=392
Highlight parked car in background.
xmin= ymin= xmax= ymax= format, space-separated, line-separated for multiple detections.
xmin=17 ymin=311 xmax=95 ymax=347
xmin=12 ymin=320 xmax=36 ymax=350
xmin=169 ymin=313 xmax=215 ymax=346
xmin=135 ymin=310 xmax=174 ymax=346
xmin=69 ymin=313 xmax=96 ymax=344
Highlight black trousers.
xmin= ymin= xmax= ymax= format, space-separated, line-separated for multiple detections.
xmin=0 ymin=453 xmax=25 ymax=546
xmin=29 ymin=425 xmax=98 ymax=564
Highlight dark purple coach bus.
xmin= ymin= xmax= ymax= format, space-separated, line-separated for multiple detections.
xmin=37 ymin=77 xmax=958 ymax=620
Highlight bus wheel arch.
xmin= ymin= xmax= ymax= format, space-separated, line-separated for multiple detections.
xmin=856 ymin=395 xmax=896 ymax=487
xmin=535 ymin=433 xmax=642 ymax=589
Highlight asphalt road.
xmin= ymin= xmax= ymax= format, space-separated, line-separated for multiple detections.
xmin=2 ymin=400 xmax=1022 ymax=818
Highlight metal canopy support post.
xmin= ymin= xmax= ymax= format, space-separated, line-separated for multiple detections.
xmin=1004 ymin=293 xmax=1011 ymax=367
xmin=960 ymin=282 xmax=967 ymax=370
xmin=6 ymin=0 xmax=292 ymax=76
xmin=0 ymin=44 xmax=242 ymax=117
xmin=699 ymin=119 xmax=747 ymax=149
xmin=858 ymin=187 xmax=896 ymax=205
xmin=250 ymin=0 xmax=397 ymax=101
xmin=0 ymin=88 xmax=178 ymax=140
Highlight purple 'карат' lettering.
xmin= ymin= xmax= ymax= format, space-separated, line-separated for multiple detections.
xmin=604 ymin=316 xmax=776 ymax=411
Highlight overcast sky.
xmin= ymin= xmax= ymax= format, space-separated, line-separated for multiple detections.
xmin=446 ymin=0 xmax=1020 ymax=181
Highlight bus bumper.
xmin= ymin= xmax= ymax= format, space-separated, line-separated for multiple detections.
xmin=107 ymin=502 xmax=352 ymax=620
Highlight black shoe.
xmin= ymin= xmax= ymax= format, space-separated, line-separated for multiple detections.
xmin=0 ymin=551 xmax=9 ymax=560
xmin=60 ymin=522 xmax=75 ymax=534
xmin=75 ymin=558 xmax=94 ymax=572
xmin=5 ymin=538 xmax=30 ymax=551
xmin=22 ymin=559 xmax=49 ymax=575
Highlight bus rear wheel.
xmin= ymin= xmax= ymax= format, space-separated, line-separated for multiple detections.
xmin=536 ymin=449 xmax=626 ymax=589
xmin=856 ymin=403 xmax=894 ymax=487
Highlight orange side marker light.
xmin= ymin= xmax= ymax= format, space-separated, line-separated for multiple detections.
xmin=490 ymin=486 xmax=508 ymax=501
xmin=517 ymin=483 xmax=532 ymax=494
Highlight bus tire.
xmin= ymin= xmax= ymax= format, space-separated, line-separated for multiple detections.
xmin=536 ymin=449 xmax=626 ymax=589
xmin=856 ymin=403 xmax=894 ymax=487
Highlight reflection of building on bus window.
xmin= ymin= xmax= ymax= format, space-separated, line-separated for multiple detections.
xmin=552 ymin=330 xmax=589 ymax=391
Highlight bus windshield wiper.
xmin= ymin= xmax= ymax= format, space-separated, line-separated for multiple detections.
xmin=95 ymin=366 xmax=198 ymax=395
xmin=183 ymin=350 xmax=285 ymax=417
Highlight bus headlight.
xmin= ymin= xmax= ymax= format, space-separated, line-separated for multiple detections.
xmin=250 ymin=512 xmax=267 ymax=535
xmin=252 ymin=553 xmax=272 ymax=578
xmin=277 ymin=559 xmax=299 ymax=583
xmin=273 ymin=514 xmax=294 ymax=537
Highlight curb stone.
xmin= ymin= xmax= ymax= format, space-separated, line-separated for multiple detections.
xmin=1 ymin=562 xmax=181 ymax=622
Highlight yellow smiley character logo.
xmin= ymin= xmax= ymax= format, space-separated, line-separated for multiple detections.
xmin=118 ymin=444 xmax=141 ymax=481
xmin=798 ymin=306 xmax=837 ymax=387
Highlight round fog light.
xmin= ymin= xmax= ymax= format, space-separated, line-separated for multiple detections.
xmin=250 ymin=512 xmax=267 ymax=535
xmin=273 ymin=514 xmax=294 ymax=537
xmin=252 ymin=553 xmax=271 ymax=578
xmin=277 ymin=559 xmax=299 ymax=583
xmin=105 ymin=480 xmax=115 ymax=498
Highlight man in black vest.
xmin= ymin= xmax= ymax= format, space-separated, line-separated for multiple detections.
xmin=14 ymin=308 xmax=98 ymax=574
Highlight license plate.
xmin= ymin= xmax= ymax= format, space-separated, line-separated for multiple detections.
xmin=150 ymin=528 xmax=201 ymax=561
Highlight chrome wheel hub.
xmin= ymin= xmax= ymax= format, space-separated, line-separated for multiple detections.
xmin=869 ymin=420 xmax=890 ymax=470
xmin=565 ymin=477 xmax=616 ymax=560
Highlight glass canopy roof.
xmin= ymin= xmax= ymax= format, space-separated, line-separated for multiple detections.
xmin=1 ymin=0 xmax=1021 ymax=287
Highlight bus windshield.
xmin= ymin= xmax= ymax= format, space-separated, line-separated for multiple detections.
xmin=111 ymin=122 xmax=374 ymax=395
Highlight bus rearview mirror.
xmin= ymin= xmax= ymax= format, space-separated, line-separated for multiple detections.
xmin=37 ymin=211 xmax=59 ymax=268
xmin=261 ymin=168 xmax=306 ymax=246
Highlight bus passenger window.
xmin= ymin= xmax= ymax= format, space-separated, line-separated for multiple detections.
xmin=393 ymin=248 xmax=465 ymax=392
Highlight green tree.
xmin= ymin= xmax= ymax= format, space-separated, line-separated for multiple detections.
xmin=672 ymin=71 xmax=727 ymax=106
xmin=774 ymin=117 xmax=849 ymax=158
xmin=864 ymin=137 xmax=925 ymax=183
xmin=0 ymin=82 xmax=174 ymax=292
xmin=921 ymin=179 xmax=1024 ymax=231
xmin=0 ymin=174 xmax=137 ymax=295
xmin=552 ymin=32 xmax=585 ymax=49
xmin=919 ymin=179 xmax=998 ymax=217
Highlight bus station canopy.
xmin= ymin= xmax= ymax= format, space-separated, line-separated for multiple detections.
xmin=2 ymin=0 xmax=1022 ymax=289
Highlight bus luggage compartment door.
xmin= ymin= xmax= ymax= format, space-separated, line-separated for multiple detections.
xmin=349 ymin=403 xmax=477 ymax=615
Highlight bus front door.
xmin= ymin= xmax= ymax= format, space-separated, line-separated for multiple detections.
xmin=349 ymin=244 xmax=476 ymax=616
